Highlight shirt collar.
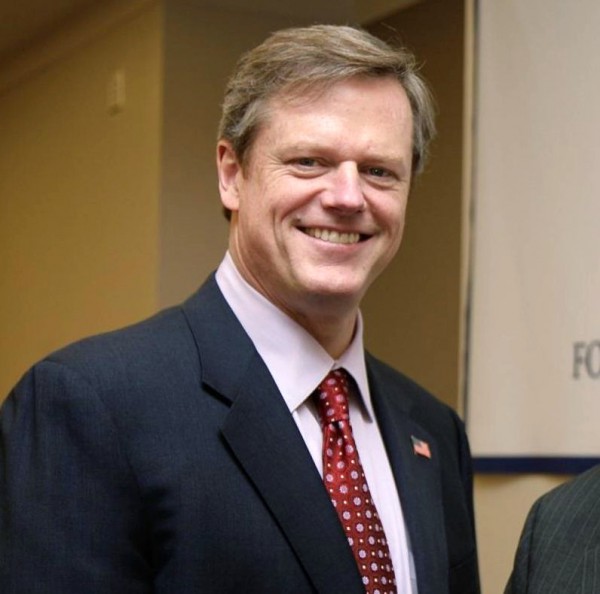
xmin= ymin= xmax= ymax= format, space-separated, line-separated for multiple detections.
xmin=215 ymin=252 xmax=374 ymax=419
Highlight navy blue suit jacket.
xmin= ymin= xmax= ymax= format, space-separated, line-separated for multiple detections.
xmin=1 ymin=275 xmax=479 ymax=593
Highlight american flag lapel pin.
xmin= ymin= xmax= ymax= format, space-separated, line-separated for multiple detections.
xmin=411 ymin=435 xmax=432 ymax=459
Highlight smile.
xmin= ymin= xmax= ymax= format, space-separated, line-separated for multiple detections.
xmin=302 ymin=228 xmax=363 ymax=245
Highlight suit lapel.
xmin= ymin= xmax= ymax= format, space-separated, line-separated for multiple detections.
xmin=221 ymin=356 xmax=364 ymax=594
xmin=368 ymin=360 xmax=448 ymax=594
xmin=182 ymin=277 xmax=364 ymax=594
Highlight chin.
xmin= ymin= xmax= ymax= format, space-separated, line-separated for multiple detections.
xmin=291 ymin=267 xmax=372 ymax=301
xmin=304 ymin=281 xmax=367 ymax=304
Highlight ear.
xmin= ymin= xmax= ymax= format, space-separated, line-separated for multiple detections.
xmin=216 ymin=140 xmax=243 ymax=213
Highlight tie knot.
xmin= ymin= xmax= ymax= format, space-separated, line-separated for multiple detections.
xmin=315 ymin=369 xmax=351 ymax=425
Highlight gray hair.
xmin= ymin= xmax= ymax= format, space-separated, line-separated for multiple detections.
xmin=218 ymin=24 xmax=436 ymax=176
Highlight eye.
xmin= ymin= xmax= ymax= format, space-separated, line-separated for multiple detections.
xmin=366 ymin=166 xmax=392 ymax=178
xmin=295 ymin=157 xmax=318 ymax=168
xmin=287 ymin=156 xmax=328 ymax=177
xmin=360 ymin=164 xmax=406 ymax=189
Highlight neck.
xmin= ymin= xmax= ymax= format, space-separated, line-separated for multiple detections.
xmin=288 ymin=305 xmax=358 ymax=359
xmin=226 ymin=245 xmax=360 ymax=359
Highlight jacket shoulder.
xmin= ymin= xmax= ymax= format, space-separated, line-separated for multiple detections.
xmin=537 ymin=464 xmax=600 ymax=519
xmin=365 ymin=352 xmax=460 ymax=423
xmin=46 ymin=304 xmax=195 ymax=381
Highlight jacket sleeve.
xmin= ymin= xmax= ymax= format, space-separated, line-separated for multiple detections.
xmin=0 ymin=360 xmax=152 ymax=593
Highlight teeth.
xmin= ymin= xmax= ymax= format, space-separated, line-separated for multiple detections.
xmin=304 ymin=228 xmax=361 ymax=245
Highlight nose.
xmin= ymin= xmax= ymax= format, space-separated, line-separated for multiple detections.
xmin=321 ymin=162 xmax=366 ymax=213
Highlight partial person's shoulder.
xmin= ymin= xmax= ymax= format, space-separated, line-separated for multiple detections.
xmin=537 ymin=464 xmax=600 ymax=514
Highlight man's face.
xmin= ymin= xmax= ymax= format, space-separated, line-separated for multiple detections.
xmin=218 ymin=76 xmax=414 ymax=323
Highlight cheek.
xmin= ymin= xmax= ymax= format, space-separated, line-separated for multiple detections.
xmin=380 ymin=201 xmax=408 ymax=257
xmin=395 ymin=205 xmax=408 ymax=233
xmin=378 ymin=196 xmax=407 ymax=233
xmin=237 ymin=192 xmax=281 ymax=251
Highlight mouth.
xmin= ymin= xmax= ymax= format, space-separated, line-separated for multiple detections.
xmin=301 ymin=227 xmax=368 ymax=245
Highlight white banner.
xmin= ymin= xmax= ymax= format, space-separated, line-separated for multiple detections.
xmin=466 ymin=0 xmax=600 ymax=471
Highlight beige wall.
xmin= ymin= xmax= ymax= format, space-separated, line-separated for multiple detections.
xmin=366 ymin=0 xmax=465 ymax=409
xmin=475 ymin=473 xmax=569 ymax=591
xmin=158 ymin=3 xmax=297 ymax=307
xmin=0 ymin=0 xmax=163 ymax=397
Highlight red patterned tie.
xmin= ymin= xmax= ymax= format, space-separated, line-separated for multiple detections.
xmin=315 ymin=369 xmax=397 ymax=594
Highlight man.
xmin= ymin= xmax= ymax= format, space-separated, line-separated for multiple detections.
xmin=505 ymin=465 xmax=600 ymax=594
xmin=0 ymin=25 xmax=479 ymax=594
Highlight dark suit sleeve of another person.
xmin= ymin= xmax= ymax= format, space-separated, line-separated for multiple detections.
xmin=504 ymin=465 xmax=600 ymax=594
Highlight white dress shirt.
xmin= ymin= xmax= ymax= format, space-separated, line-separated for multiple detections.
xmin=216 ymin=252 xmax=417 ymax=593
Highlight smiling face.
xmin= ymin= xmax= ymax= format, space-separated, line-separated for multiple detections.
xmin=217 ymin=75 xmax=414 ymax=333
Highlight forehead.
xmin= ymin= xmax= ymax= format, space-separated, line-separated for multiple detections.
xmin=251 ymin=76 xmax=413 ymax=157
xmin=272 ymin=75 xmax=410 ymax=117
